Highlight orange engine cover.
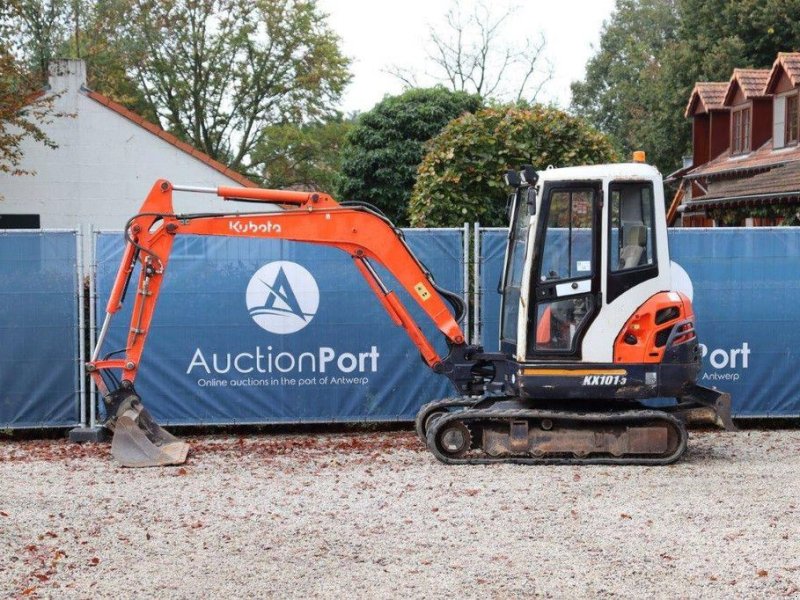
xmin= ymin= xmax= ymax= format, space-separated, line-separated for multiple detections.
xmin=613 ymin=292 xmax=696 ymax=363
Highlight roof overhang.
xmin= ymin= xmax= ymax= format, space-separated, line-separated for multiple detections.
xmin=723 ymin=69 xmax=771 ymax=106
xmin=764 ymin=52 xmax=800 ymax=94
xmin=685 ymin=189 xmax=800 ymax=208
xmin=685 ymin=82 xmax=728 ymax=117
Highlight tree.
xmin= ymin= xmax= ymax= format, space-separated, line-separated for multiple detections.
xmin=571 ymin=0 xmax=800 ymax=174
xmin=252 ymin=117 xmax=353 ymax=192
xmin=0 ymin=0 xmax=72 ymax=81
xmin=3 ymin=0 xmax=351 ymax=175
xmin=408 ymin=105 xmax=617 ymax=227
xmin=117 ymin=0 xmax=351 ymax=174
xmin=389 ymin=1 xmax=552 ymax=102
xmin=570 ymin=0 xmax=680 ymax=172
xmin=336 ymin=87 xmax=482 ymax=224
xmin=0 ymin=43 xmax=58 ymax=176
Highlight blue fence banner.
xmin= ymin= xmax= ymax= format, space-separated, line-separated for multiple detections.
xmin=95 ymin=230 xmax=464 ymax=425
xmin=479 ymin=227 xmax=800 ymax=417
xmin=0 ymin=231 xmax=79 ymax=427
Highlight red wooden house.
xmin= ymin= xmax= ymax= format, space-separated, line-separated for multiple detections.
xmin=673 ymin=53 xmax=800 ymax=226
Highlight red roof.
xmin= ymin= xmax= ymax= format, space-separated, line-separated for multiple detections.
xmin=685 ymin=139 xmax=800 ymax=179
xmin=86 ymin=90 xmax=257 ymax=188
xmin=685 ymin=82 xmax=729 ymax=117
xmin=693 ymin=160 xmax=800 ymax=202
xmin=764 ymin=52 xmax=800 ymax=93
xmin=723 ymin=69 xmax=771 ymax=105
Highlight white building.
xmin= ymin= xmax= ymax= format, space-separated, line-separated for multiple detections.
xmin=0 ymin=59 xmax=259 ymax=238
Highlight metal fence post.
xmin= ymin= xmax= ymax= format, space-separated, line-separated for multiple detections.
xmin=462 ymin=222 xmax=470 ymax=344
xmin=89 ymin=225 xmax=98 ymax=430
xmin=473 ymin=222 xmax=481 ymax=346
xmin=76 ymin=227 xmax=87 ymax=428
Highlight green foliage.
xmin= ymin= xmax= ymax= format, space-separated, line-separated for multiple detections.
xmin=570 ymin=0 xmax=680 ymax=173
xmin=252 ymin=117 xmax=353 ymax=192
xmin=0 ymin=43 xmax=58 ymax=176
xmin=0 ymin=0 xmax=72 ymax=80
xmin=2 ymin=0 xmax=350 ymax=175
xmin=118 ymin=0 xmax=351 ymax=171
xmin=337 ymin=87 xmax=482 ymax=224
xmin=572 ymin=0 xmax=800 ymax=175
xmin=409 ymin=105 xmax=617 ymax=227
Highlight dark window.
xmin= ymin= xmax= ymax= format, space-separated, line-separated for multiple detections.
xmin=532 ymin=296 xmax=595 ymax=353
xmin=0 ymin=214 xmax=40 ymax=229
xmin=732 ymin=107 xmax=751 ymax=155
xmin=500 ymin=189 xmax=532 ymax=343
xmin=607 ymin=181 xmax=659 ymax=303
xmin=786 ymin=94 xmax=799 ymax=145
xmin=610 ymin=184 xmax=655 ymax=272
xmin=538 ymin=189 xmax=594 ymax=282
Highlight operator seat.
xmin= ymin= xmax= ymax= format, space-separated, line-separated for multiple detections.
xmin=619 ymin=224 xmax=647 ymax=269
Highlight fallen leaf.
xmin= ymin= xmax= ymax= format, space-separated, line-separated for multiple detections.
xmin=758 ymin=569 xmax=768 ymax=577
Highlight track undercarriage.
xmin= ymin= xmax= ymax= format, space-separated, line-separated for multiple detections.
xmin=415 ymin=396 xmax=730 ymax=465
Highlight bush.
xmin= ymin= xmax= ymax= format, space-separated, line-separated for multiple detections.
xmin=336 ymin=87 xmax=482 ymax=224
xmin=408 ymin=104 xmax=617 ymax=227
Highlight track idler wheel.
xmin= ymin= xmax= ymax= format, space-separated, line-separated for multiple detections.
xmin=414 ymin=397 xmax=481 ymax=443
xmin=103 ymin=386 xmax=189 ymax=468
xmin=436 ymin=421 xmax=472 ymax=457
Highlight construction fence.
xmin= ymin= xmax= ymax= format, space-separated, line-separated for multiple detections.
xmin=1 ymin=226 xmax=799 ymax=429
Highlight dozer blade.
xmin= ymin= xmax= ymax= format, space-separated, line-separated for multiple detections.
xmin=104 ymin=387 xmax=189 ymax=468
xmin=675 ymin=384 xmax=737 ymax=431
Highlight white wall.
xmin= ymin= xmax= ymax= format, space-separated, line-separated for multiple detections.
xmin=0 ymin=59 xmax=261 ymax=238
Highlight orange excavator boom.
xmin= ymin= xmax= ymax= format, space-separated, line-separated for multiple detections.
xmin=87 ymin=180 xmax=499 ymax=467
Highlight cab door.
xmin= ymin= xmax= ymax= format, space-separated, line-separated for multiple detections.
xmin=526 ymin=182 xmax=601 ymax=359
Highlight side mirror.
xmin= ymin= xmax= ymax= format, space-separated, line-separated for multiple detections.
xmin=504 ymin=170 xmax=521 ymax=188
xmin=521 ymin=165 xmax=538 ymax=186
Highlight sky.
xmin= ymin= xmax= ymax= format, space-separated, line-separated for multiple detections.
xmin=317 ymin=0 xmax=617 ymax=114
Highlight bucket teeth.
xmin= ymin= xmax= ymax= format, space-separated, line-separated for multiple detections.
xmin=104 ymin=387 xmax=189 ymax=468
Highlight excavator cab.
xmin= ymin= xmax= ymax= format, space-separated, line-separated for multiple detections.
xmin=501 ymin=165 xmax=664 ymax=365
xmin=418 ymin=160 xmax=734 ymax=464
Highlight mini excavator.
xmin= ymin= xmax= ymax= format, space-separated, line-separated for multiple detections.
xmin=88 ymin=157 xmax=734 ymax=467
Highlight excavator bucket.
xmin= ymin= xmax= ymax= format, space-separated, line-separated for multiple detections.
xmin=104 ymin=388 xmax=189 ymax=468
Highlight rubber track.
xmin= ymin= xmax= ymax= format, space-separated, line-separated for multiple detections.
xmin=425 ymin=408 xmax=688 ymax=466
xmin=414 ymin=397 xmax=482 ymax=443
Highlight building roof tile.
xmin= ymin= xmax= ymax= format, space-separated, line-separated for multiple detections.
xmin=764 ymin=52 xmax=800 ymax=93
xmin=687 ymin=159 xmax=800 ymax=204
xmin=685 ymin=140 xmax=800 ymax=179
xmin=85 ymin=90 xmax=257 ymax=188
xmin=723 ymin=68 xmax=771 ymax=105
xmin=685 ymin=82 xmax=729 ymax=117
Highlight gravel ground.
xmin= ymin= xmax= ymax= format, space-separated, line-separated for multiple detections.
xmin=1 ymin=429 xmax=799 ymax=599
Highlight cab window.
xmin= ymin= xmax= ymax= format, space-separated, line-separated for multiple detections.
xmin=607 ymin=181 xmax=658 ymax=303
xmin=539 ymin=189 xmax=594 ymax=282
xmin=610 ymin=182 xmax=655 ymax=271
xmin=500 ymin=190 xmax=532 ymax=343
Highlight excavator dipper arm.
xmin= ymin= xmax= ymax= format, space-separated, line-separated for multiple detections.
xmin=87 ymin=180 xmax=491 ymax=467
